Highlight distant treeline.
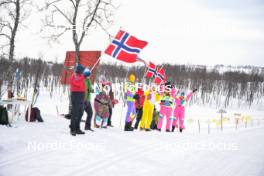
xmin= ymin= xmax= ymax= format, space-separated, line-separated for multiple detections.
xmin=97 ymin=63 xmax=264 ymax=108
xmin=0 ymin=57 xmax=62 ymax=97
xmin=0 ymin=56 xmax=264 ymax=108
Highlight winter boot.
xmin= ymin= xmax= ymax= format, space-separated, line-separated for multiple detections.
xmin=179 ymin=128 xmax=183 ymax=133
xmin=107 ymin=120 xmax=114 ymax=127
xmin=70 ymin=130 xmax=77 ymax=136
xmin=166 ymin=129 xmax=171 ymax=132
xmin=145 ymin=129 xmax=151 ymax=132
xmin=172 ymin=126 xmax=176 ymax=132
xmin=70 ymin=124 xmax=76 ymax=136
xmin=85 ymin=124 xmax=91 ymax=130
xmin=85 ymin=125 xmax=94 ymax=131
xmin=76 ymin=129 xmax=85 ymax=135
xmin=124 ymin=122 xmax=134 ymax=131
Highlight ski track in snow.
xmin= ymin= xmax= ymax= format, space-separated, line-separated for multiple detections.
xmin=1 ymin=124 xmax=264 ymax=176
xmin=1 ymin=90 xmax=264 ymax=176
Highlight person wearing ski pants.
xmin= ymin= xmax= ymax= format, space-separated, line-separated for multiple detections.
xmin=107 ymin=86 xmax=115 ymax=127
xmin=134 ymin=88 xmax=145 ymax=129
xmin=172 ymin=89 xmax=197 ymax=132
xmin=124 ymin=85 xmax=136 ymax=131
xmin=124 ymin=73 xmax=137 ymax=131
xmin=157 ymin=92 xmax=174 ymax=132
xmin=140 ymin=88 xmax=160 ymax=131
xmin=83 ymin=68 xmax=93 ymax=131
xmin=69 ymin=64 xmax=85 ymax=136
xmin=94 ymin=82 xmax=111 ymax=128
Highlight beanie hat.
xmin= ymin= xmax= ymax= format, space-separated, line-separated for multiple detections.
xmin=75 ymin=64 xmax=85 ymax=74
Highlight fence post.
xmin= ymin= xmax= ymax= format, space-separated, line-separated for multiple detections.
xmin=221 ymin=114 xmax=223 ymax=131
xmin=235 ymin=118 xmax=239 ymax=130
xmin=245 ymin=119 xmax=247 ymax=128
xmin=198 ymin=120 xmax=200 ymax=133
xmin=208 ymin=119 xmax=210 ymax=134
xmin=234 ymin=113 xmax=241 ymax=131
xmin=56 ymin=105 xmax=59 ymax=117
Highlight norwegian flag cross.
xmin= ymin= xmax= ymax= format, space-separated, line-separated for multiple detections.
xmin=154 ymin=68 xmax=166 ymax=85
xmin=145 ymin=62 xmax=157 ymax=78
xmin=145 ymin=62 xmax=167 ymax=85
xmin=112 ymin=32 xmax=140 ymax=57
xmin=104 ymin=30 xmax=148 ymax=63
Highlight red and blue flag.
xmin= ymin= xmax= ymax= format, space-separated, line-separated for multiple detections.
xmin=104 ymin=30 xmax=148 ymax=63
xmin=145 ymin=62 xmax=157 ymax=78
xmin=154 ymin=68 xmax=166 ymax=85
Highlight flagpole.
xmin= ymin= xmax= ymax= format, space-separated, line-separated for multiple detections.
xmin=90 ymin=53 xmax=103 ymax=72
xmin=118 ymin=26 xmax=125 ymax=130
xmin=136 ymin=57 xmax=148 ymax=84
xmin=99 ymin=27 xmax=150 ymax=130
xmin=90 ymin=25 xmax=121 ymax=71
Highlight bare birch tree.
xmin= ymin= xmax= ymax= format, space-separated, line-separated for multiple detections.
xmin=42 ymin=0 xmax=115 ymax=63
xmin=0 ymin=0 xmax=31 ymax=88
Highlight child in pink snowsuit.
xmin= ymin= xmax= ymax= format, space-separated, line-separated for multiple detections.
xmin=157 ymin=92 xmax=174 ymax=132
xmin=157 ymin=82 xmax=174 ymax=132
xmin=172 ymin=89 xmax=197 ymax=132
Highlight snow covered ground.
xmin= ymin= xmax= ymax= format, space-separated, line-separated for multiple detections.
xmin=1 ymin=88 xmax=264 ymax=176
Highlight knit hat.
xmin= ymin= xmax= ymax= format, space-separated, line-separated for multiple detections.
xmin=75 ymin=64 xmax=85 ymax=74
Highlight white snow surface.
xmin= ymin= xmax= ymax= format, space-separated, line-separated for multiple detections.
xmin=1 ymin=88 xmax=264 ymax=176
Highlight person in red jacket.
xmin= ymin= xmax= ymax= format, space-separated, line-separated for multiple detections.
xmin=134 ymin=88 xmax=145 ymax=129
xmin=69 ymin=64 xmax=86 ymax=136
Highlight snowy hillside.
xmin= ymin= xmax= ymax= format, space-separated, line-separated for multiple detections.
xmin=1 ymin=88 xmax=264 ymax=176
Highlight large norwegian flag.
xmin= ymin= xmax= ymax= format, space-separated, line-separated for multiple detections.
xmin=154 ymin=68 xmax=166 ymax=85
xmin=104 ymin=30 xmax=148 ymax=63
xmin=145 ymin=62 xmax=157 ymax=78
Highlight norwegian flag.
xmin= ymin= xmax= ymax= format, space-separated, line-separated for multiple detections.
xmin=104 ymin=30 xmax=148 ymax=63
xmin=154 ymin=68 xmax=166 ymax=85
xmin=145 ymin=62 xmax=157 ymax=78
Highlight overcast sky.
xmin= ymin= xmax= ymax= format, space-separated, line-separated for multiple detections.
xmin=11 ymin=0 xmax=264 ymax=66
